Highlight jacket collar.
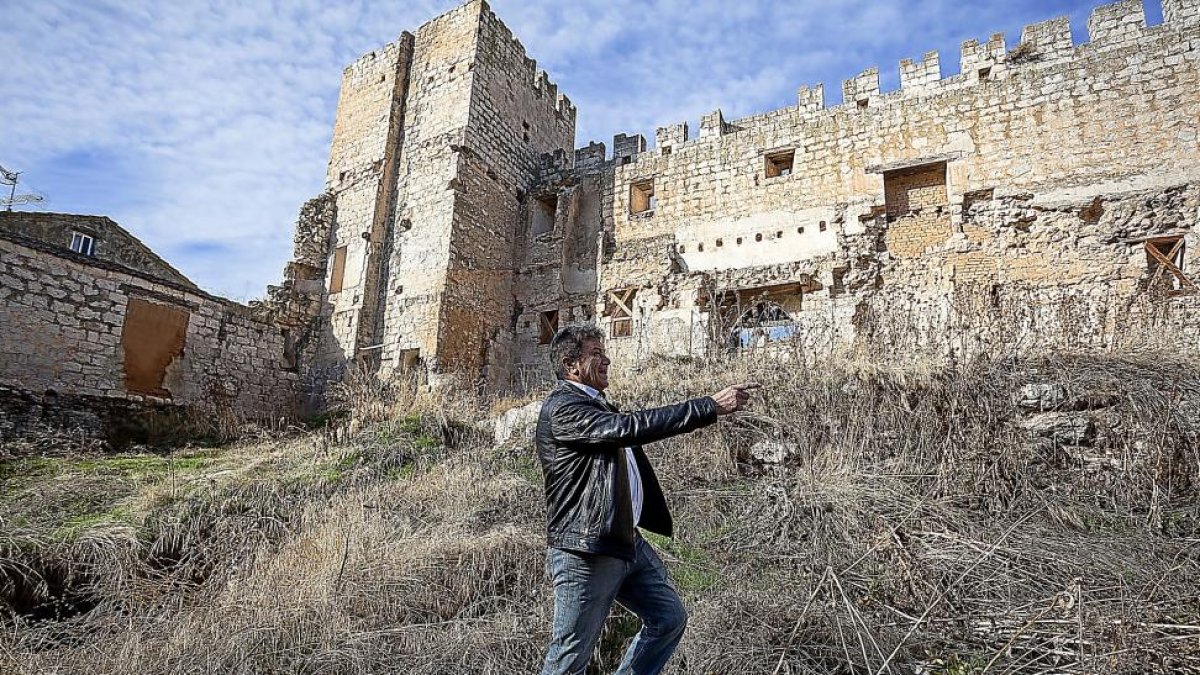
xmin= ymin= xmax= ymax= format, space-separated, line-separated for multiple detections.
xmin=563 ymin=379 xmax=601 ymax=399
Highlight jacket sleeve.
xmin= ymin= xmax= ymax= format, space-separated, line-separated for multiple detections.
xmin=549 ymin=396 xmax=720 ymax=450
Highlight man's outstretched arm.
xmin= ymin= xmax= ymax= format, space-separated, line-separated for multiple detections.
xmin=550 ymin=383 xmax=760 ymax=450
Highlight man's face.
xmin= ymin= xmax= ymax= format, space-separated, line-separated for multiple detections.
xmin=571 ymin=339 xmax=611 ymax=391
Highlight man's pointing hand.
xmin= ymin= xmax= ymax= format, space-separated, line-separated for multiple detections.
xmin=710 ymin=382 xmax=762 ymax=415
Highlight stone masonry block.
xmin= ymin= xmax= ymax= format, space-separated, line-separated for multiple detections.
xmin=1163 ymin=0 xmax=1200 ymax=25
xmin=1088 ymin=1 xmax=1146 ymax=44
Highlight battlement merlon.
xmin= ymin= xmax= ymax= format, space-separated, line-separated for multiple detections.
xmin=900 ymin=51 xmax=941 ymax=92
xmin=556 ymin=94 xmax=576 ymax=121
xmin=656 ymin=123 xmax=689 ymax=150
xmin=1088 ymin=0 xmax=1147 ymax=44
xmin=613 ymin=133 xmax=647 ymax=161
xmin=1163 ymin=0 xmax=1200 ymax=25
xmin=699 ymin=109 xmax=730 ymax=138
xmin=574 ymin=141 xmax=607 ymax=170
xmin=1018 ymin=16 xmax=1073 ymax=62
xmin=798 ymin=84 xmax=825 ymax=112
xmin=842 ymin=68 xmax=879 ymax=104
xmin=961 ymin=33 xmax=1007 ymax=76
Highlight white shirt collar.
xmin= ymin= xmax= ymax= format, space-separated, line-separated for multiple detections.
xmin=564 ymin=379 xmax=601 ymax=399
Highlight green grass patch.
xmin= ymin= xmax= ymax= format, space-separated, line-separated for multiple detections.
xmin=54 ymin=506 xmax=136 ymax=541
xmin=643 ymin=532 xmax=722 ymax=594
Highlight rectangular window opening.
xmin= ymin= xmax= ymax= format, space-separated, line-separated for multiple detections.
xmin=69 ymin=232 xmax=95 ymax=256
xmin=531 ymin=193 xmax=558 ymax=236
xmin=1145 ymin=237 xmax=1194 ymax=294
xmin=329 ymin=245 xmax=348 ymax=294
xmin=764 ymin=149 xmax=795 ymax=178
xmin=607 ymin=288 xmax=637 ymax=338
xmin=538 ymin=310 xmax=559 ymax=345
xmin=630 ymin=179 xmax=655 ymax=215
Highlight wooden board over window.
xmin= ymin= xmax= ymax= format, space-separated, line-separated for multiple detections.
xmin=121 ymin=298 xmax=190 ymax=397
xmin=1146 ymin=236 xmax=1194 ymax=295
xmin=538 ymin=310 xmax=559 ymax=344
xmin=329 ymin=245 xmax=348 ymax=294
xmin=606 ymin=289 xmax=636 ymax=338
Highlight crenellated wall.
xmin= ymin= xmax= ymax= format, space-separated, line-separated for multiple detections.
xmin=290 ymin=0 xmax=1200 ymax=391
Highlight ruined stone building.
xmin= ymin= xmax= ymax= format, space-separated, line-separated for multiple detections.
xmin=293 ymin=0 xmax=1200 ymax=389
xmin=3 ymin=0 xmax=1199 ymax=430
xmin=0 ymin=211 xmax=299 ymax=432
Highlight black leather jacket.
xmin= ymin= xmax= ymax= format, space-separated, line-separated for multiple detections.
xmin=535 ymin=381 xmax=719 ymax=561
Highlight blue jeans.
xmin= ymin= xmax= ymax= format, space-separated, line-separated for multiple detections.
xmin=540 ymin=536 xmax=688 ymax=675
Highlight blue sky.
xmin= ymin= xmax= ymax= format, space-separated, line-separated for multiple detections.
xmin=2 ymin=0 xmax=1163 ymax=299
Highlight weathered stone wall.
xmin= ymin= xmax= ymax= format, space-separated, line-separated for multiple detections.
xmin=439 ymin=3 xmax=576 ymax=387
xmin=320 ymin=35 xmax=415 ymax=371
xmin=0 ymin=233 xmax=298 ymax=417
xmin=297 ymin=0 xmax=1200 ymax=391
xmin=0 ymin=212 xmax=196 ymax=288
xmin=506 ymin=0 xmax=1200 ymax=379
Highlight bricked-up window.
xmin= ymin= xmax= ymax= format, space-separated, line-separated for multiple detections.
xmin=329 ymin=245 xmax=348 ymax=294
xmin=630 ymin=179 xmax=655 ymax=214
xmin=885 ymin=163 xmax=948 ymax=217
xmin=538 ymin=310 xmax=559 ymax=345
xmin=764 ymin=149 xmax=795 ymax=178
xmin=121 ymin=298 xmax=189 ymax=397
xmin=1146 ymin=236 xmax=1194 ymax=295
xmin=531 ymin=194 xmax=557 ymax=236
xmin=607 ymin=288 xmax=636 ymax=338
xmin=69 ymin=232 xmax=95 ymax=256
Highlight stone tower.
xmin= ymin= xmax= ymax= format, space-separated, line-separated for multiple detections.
xmin=315 ymin=0 xmax=576 ymax=387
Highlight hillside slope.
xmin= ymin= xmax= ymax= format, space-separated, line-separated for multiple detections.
xmin=1 ymin=352 xmax=1198 ymax=674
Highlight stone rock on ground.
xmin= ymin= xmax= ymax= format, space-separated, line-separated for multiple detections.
xmin=493 ymin=400 xmax=543 ymax=446
xmin=1019 ymin=411 xmax=1095 ymax=446
xmin=750 ymin=440 xmax=799 ymax=464
xmin=1016 ymin=383 xmax=1069 ymax=411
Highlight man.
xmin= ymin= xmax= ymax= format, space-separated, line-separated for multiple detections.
xmin=536 ymin=324 xmax=758 ymax=675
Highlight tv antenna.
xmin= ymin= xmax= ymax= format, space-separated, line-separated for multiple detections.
xmin=1 ymin=164 xmax=46 ymax=211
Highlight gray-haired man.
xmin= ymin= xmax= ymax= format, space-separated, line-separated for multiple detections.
xmin=536 ymin=324 xmax=758 ymax=674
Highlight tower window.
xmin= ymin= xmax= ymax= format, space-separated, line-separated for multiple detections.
xmin=1145 ymin=237 xmax=1194 ymax=295
xmin=764 ymin=149 xmax=795 ymax=178
xmin=630 ymin=178 xmax=656 ymax=214
xmin=531 ymin=193 xmax=558 ymax=236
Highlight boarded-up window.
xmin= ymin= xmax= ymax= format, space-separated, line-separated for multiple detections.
xmin=538 ymin=310 xmax=559 ymax=345
xmin=121 ymin=298 xmax=189 ymax=397
xmin=607 ymin=289 xmax=636 ymax=338
xmin=1146 ymin=236 xmax=1194 ymax=295
xmin=329 ymin=245 xmax=348 ymax=294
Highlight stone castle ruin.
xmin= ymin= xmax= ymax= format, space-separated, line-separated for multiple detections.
xmin=2 ymin=0 xmax=1199 ymax=429
xmin=292 ymin=0 xmax=1199 ymax=390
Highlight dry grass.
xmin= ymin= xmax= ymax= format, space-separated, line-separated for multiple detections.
xmin=1 ymin=349 xmax=1199 ymax=674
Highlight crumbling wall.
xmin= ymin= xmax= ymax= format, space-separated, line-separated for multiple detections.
xmin=512 ymin=0 xmax=1200 ymax=372
xmin=0 ymin=233 xmax=298 ymax=418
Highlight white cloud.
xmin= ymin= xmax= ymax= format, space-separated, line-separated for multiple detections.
xmin=2 ymin=0 xmax=1101 ymax=298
